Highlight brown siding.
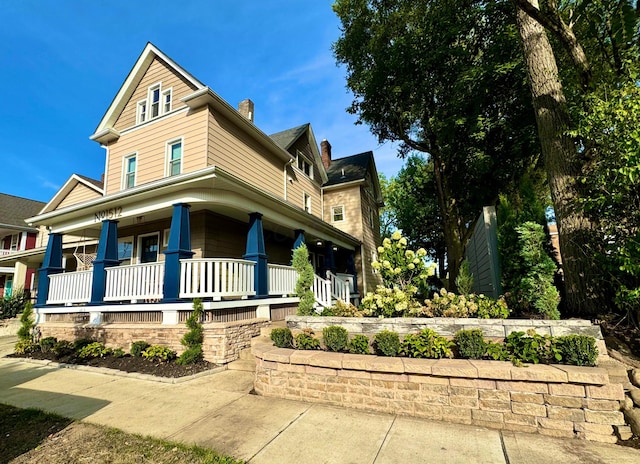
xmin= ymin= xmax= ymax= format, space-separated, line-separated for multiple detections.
xmin=113 ymin=56 xmax=199 ymax=131
xmin=56 ymin=183 xmax=102 ymax=210
xmin=323 ymin=185 xmax=363 ymax=239
xmin=106 ymin=108 xmax=208 ymax=195
xmin=206 ymin=110 xmax=284 ymax=198
xmin=286 ymin=166 xmax=322 ymax=218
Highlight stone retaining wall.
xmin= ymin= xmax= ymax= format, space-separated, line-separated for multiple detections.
xmin=39 ymin=318 xmax=269 ymax=364
xmin=252 ymin=339 xmax=626 ymax=443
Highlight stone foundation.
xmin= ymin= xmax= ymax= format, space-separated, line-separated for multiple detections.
xmin=252 ymin=339 xmax=626 ymax=443
xmin=39 ymin=318 xmax=269 ymax=364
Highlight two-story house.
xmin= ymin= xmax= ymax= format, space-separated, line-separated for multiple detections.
xmin=25 ymin=43 xmax=382 ymax=358
xmin=0 ymin=193 xmax=45 ymax=297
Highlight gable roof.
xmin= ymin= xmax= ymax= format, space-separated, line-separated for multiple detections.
xmin=0 ymin=193 xmax=45 ymax=230
xmin=324 ymin=151 xmax=383 ymax=205
xmin=269 ymin=123 xmax=328 ymax=183
xmin=92 ymin=42 xmax=205 ymax=139
xmin=40 ymin=174 xmax=104 ymax=214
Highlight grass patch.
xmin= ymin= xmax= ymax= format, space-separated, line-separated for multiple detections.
xmin=0 ymin=403 xmax=244 ymax=463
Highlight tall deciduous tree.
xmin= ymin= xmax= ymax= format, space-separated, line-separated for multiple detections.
xmin=333 ymin=0 xmax=538 ymax=288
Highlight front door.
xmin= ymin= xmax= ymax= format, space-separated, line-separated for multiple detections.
xmin=139 ymin=234 xmax=159 ymax=264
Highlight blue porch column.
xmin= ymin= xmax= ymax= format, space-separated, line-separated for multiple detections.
xmin=35 ymin=233 xmax=64 ymax=307
xmin=243 ymin=212 xmax=268 ymax=298
xmin=293 ymin=229 xmax=306 ymax=250
xmin=347 ymin=250 xmax=358 ymax=294
xmin=324 ymin=241 xmax=336 ymax=276
xmin=162 ymin=203 xmax=195 ymax=302
xmin=90 ymin=220 xmax=120 ymax=305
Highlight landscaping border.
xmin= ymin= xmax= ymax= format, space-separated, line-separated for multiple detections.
xmin=252 ymin=338 xmax=626 ymax=443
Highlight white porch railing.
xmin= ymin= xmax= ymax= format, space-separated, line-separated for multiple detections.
xmin=268 ymin=264 xmax=298 ymax=296
xmin=180 ymin=258 xmax=256 ymax=300
xmin=104 ymin=262 xmax=165 ymax=301
xmin=327 ymin=271 xmax=351 ymax=303
xmin=313 ymin=273 xmax=332 ymax=308
xmin=47 ymin=270 xmax=93 ymax=305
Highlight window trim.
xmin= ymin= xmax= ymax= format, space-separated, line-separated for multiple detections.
xmin=122 ymin=153 xmax=137 ymax=190
xmin=296 ymin=152 xmax=314 ymax=180
xmin=303 ymin=192 xmax=312 ymax=214
xmin=136 ymin=232 xmax=160 ymax=264
xmin=331 ymin=205 xmax=345 ymax=223
xmin=136 ymin=100 xmax=147 ymax=124
xmin=165 ymin=137 xmax=184 ymax=177
xmin=162 ymin=87 xmax=173 ymax=113
xmin=135 ymin=82 xmax=172 ymax=125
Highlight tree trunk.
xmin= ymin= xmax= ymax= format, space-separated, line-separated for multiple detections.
xmin=432 ymin=155 xmax=464 ymax=291
xmin=515 ymin=0 xmax=604 ymax=316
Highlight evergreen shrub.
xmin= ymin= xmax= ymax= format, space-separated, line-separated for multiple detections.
xmin=322 ymin=325 xmax=349 ymax=352
xmin=271 ymin=328 xmax=293 ymax=348
xmin=454 ymin=329 xmax=486 ymax=359
xmin=373 ymin=330 xmax=400 ymax=356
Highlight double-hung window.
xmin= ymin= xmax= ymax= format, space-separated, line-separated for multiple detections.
xmin=166 ymin=139 xmax=182 ymax=177
xmin=303 ymin=193 xmax=312 ymax=213
xmin=297 ymin=153 xmax=313 ymax=179
xmin=123 ymin=154 xmax=137 ymax=189
xmin=136 ymin=83 xmax=172 ymax=124
xmin=332 ymin=205 xmax=345 ymax=222
xmin=10 ymin=234 xmax=20 ymax=251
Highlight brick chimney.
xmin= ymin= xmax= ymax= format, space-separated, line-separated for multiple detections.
xmin=321 ymin=139 xmax=332 ymax=169
xmin=238 ymin=99 xmax=254 ymax=123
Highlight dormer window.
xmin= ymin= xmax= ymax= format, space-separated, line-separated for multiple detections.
xmin=297 ymin=152 xmax=313 ymax=179
xmin=136 ymin=83 xmax=172 ymax=124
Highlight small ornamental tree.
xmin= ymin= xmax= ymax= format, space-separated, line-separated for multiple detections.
xmin=177 ymin=298 xmax=204 ymax=365
xmin=293 ymin=243 xmax=315 ymax=316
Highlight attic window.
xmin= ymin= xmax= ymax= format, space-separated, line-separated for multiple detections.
xmin=136 ymin=83 xmax=172 ymax=124
xmin=297 ymin=153 xmax=313 ymax=179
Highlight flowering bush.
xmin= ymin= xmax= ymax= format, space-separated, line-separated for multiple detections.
xmin=372 ymin=231 xmax=433 ymax=294
xmin=407 ymin=288 xmax=510 ymax=319
xmin=360 ymin=285 xmax=422 ymax=318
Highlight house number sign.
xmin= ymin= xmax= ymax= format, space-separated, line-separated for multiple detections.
xmin=94 ymin=207 xmax=123 ymax=222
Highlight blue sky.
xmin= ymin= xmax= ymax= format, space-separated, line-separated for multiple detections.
xmin=0 ymin=0 xmax=401 ymax=203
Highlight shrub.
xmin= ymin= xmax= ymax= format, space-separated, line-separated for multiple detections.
xmin=322 ymin=300 xmax=363 ymax=317
xmin=322 ymin=325 xmax=349 ymax=352
xmin=177 ymin=298 xmax=204 ymax=365
xmin=475 ymin=295 xmax=510 ymax=319
xmin=40 ymin=336 xmax=57 ymax=353
xmin=78 ymin=342 xmax=112 ymax=359
xmin=292 ymin=244 xmax=315 ymax=316
xmin=130 ymin=341 xmax=150 ymax=357
xmin=112 ymin=348 xmax=126 ymax=358
xmin=360 ymin=285 xmax=422 ymax=318
xmin=142 ymin=345 xmax=177 ymax=362
xmin=347 ymin=334 xmax=370 ymax=355
xmin=52 ymin=340 xmax=74 ymax=358
xmin=401 ymin=328 xmax=453 ymax=359
xmin=16 ymin=302 xmax=34 ymax=342
xmin=270 ymin=327 xmax=294 ymax=348
xmin=454 ymin=329 xmax=486 ymax=359
xmin=178 ymin=346 xmax=204 ymax=365
xmin=372 ymin=231 xmax=433 ymax=294
xmin=14 ymin=339 xmax=37 ymax=355
xmin=373 ymin=330 xmax=400 ymax=356
xmin=505 ymin=330 xmax=561 ymax=364
xmin=484 ymin=341 xmax=509 ymax=361
xmin=294 ymin=330 xmax=321 ymax=350
xmin=73 ymin=338 xmax=96 ymax=352
xmin=455 ymin=260 xmax=474 ymax=294
xmin=0 ymin=289 xmax=29 ymax=320
xmin=556 ymin=335 xmax=598 ymax=367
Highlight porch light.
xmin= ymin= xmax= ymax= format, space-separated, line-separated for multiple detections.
xmin=332 ymin=245 xmax=338 ymax=252
xmin=316 ymin=240 xmax=323 ymax=247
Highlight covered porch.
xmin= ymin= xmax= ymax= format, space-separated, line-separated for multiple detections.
xmin=28 ymin=167 xmax=360 ymax=323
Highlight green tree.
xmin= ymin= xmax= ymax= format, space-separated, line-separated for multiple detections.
xmin=292 ymin=244 xmax=315 ymax=315
xmin=333 ymin=0 xmax=539 ymax=288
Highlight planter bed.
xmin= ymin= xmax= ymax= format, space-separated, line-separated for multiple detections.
xmin=252 ymin=337 xmax=626 ymax=443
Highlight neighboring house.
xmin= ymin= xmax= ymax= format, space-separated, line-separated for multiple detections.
xmin=26 ymin=42 xmax=383 ymax=322
xmin=0 ymin=194 xmax=45 ymax=297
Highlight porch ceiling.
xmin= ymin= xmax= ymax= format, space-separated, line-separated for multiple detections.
xmin=26 ymin=166 xmax=361 ymax=250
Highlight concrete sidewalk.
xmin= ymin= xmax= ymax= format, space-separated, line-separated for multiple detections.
xmin=1 ymin=337 xmax=639 ymax=463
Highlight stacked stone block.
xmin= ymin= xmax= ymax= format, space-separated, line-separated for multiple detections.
xmin=252 ymin=339 xmax=626 ymax=443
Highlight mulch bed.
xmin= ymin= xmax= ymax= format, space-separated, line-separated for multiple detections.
xmin=5 ymin=351 xmax=219 ymax=378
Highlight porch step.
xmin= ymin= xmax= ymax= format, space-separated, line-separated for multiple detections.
xmin=227 ymin=358 xmax=256 ymax=372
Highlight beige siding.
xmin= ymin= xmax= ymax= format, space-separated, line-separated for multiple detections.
xmin=323 ymin=186 xmax=363 ymax=239
xmin=106 ymin=108 xmax=208 ymax=195
xmin=207 ymin=110 xmax=284 ymax=198
xmin=360 ymin=185 xmax=383 ymax=291
xmin=286 ymin=166 xmax=322 ymax=218
xmin=56 ymin=183 xmax=102 ymax=210
xmin=114 ymin=57 xmax=198 ymax=131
